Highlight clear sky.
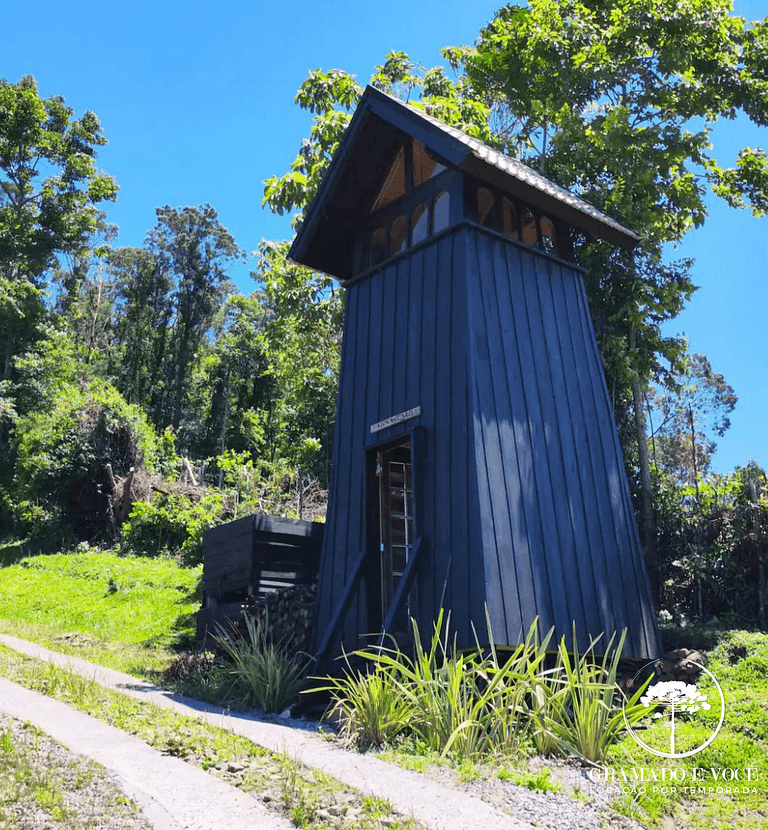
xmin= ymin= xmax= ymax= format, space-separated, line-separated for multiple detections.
xmin=3 ymin=0 xmax=766 ymax=474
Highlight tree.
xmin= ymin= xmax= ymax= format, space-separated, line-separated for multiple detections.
xmin=183 ymin=292 xmax=275 ymax=463
xmin=648 ymin=353 xmax=738 ymax=491
xmin=12 ymin=378 xmax=158 ymax=543
xmin=144 ymin=205 xmax=244 ymax=436
xmin=105 ymin=246 xmax=174 ymax=418
xmin=251 ymin=241 xmax=342 ymax=481
xmin=0 ymin=76 xmax=118 ymax=381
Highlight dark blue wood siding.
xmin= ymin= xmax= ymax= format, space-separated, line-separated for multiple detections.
xmin=314 ymin=222 xmax=659 ymax=661
xmin=313 ymin=229 xmax=486 ymax=657
xmin=464 ymin=227 xmax=658 ymax=657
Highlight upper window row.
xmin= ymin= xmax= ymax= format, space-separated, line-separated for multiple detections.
xmin=371 ymin=138 xmax=447 ymax=214
xmin=370 ymin=191 xmax=450 ymax=267
xmin=466 ymin=183 xmax=566 ymax=258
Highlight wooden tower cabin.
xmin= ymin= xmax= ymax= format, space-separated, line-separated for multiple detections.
xmin=289 ymin=85 xmax=660 ymax=666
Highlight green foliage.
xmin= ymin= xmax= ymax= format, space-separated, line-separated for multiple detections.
xmin=654 ymin=461 xmax=768 ymax=622
xmin=319 ymin=612 xmax=552 ymax=761
xmin=12 ymin=379 xmax=158 ymax=543
xmin=250 ymin=241 xmax=341 ymax=481
xmin=648 ymin=352 xmax=738 ymax=486
xmin=0 ymin=74 xmax=118 ymax=281
xmin=214 ymin=613 xmax=308 ymax=713
xmin=533 ymin=629 xmax=649 ymax=763
xmin=0 ymin=75 xmax=118 ymax=446
xmin=320 ymin=612 xmax=645 ymax=766
xmin=120 ymin=491 xmax=227 ymax=565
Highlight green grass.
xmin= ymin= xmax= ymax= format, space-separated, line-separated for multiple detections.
xmin=605 ymin=627 xmax=768 ymax=830
xmin=0 ymin=550 xmax=201 ymax=675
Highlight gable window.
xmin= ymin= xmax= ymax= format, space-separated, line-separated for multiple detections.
xmin=372 ymin=146 xmax=406 ymax=213
xmin=411 ymin=204 xmax=429 ymax=245
xmin=432 ymin=190 xmax=450 ymax=234
xmin=363 ymin=137 xmax=453 ymax=270
xmin=466 ymin=179 xmax=571 ymax=259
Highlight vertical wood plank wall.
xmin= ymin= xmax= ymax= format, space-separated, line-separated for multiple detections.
xmin=465 ymin=227 xmax=658 ymax=657
xmin=313 ymin=224 xmax=659 ymax=661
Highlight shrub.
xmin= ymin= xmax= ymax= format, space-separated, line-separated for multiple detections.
xmin=120 ymin=492 xmax=225 ymax=565
xmin=534 ymin=628 xmax=649 ymax=763
xmin=317 ymin=611 xmax=553 ymax=761
xmin=214 ymin=613 xmax=308 ymax=712
xmin=12 ymin=379 xmax=158 ymax=543
xmin=318 ymin=612 xmax=644 ymax=765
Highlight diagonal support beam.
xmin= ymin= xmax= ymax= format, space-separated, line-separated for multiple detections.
xmin=312 ymin=548 xmax=366 ymax=668
xmin=379 ymin=535 xmax=425 ymax=646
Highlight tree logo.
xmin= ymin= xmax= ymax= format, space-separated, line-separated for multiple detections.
xmin=622 ymin=661 xmax=725 ymax=758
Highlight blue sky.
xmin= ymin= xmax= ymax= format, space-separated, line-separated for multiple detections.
xmin=3 ymin=0 xmax=766 ymax=474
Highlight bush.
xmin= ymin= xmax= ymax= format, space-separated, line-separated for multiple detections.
xmin=120 ymin=492 xmax=226 ymax=565
xmin=317 ymin=612 xmax=642 ymax=764
xmin=214 ymin=613 xmax=308 ymax=712
xmin=12 ymin=379 xmax=158 ymax=543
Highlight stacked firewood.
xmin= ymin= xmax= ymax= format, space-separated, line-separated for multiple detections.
xmin=239 ymin=584 xmax=317 ymax=655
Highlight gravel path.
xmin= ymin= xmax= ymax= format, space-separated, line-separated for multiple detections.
xmin=0 ymin=634 xmax=647 ymax=830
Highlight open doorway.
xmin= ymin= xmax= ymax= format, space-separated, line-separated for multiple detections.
xmin=367 ymin=437 xmax=415 ymax=638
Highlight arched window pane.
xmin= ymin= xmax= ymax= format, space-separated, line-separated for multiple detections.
xmin=540 ymin=215 xmax=558 ymax=254
xmin=412 ymin=139 xmax=446 ymax=186
xmin=520 ymin=208 xmax=538 ymax=247
xmin=502 ymin=197 xmax=519 ymax=240
xmin=372 ymin=146 xmax=406 ymax=213
xmin=390 ymin=215 xmax=407 ymax=256
xmin=432 ymin=191 xmax=450 ymax=233
xmin=411 ymin=204 xmax=429 ymax=245
xmin=371 ymin=227 xmax=387 ymax=266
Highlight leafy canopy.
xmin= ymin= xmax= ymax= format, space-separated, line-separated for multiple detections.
xmin=264 ymin=1 xmax=767 ymax=395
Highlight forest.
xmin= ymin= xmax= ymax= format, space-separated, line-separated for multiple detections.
xmin=1 ymin=0 xmax=767 ymax=626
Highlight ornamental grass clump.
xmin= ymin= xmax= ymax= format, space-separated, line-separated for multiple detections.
xmin=316 ymin=610 xmax=554 ymax=761
xmin=214 ymin=613 xmax=308 ymax=713
xmin=531 ymin=627 xmax=649 ymax=764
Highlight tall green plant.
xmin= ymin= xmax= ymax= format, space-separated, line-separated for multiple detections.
xmin=215 ymin=613 xmax=308 ymax=713
xmin=536 ymin=628 xmax=649 ymax=763
xmin=317 ymin=611 xmax=554 ymax=761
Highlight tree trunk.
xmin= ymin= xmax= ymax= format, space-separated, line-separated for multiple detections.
xmin=689 ymin=405 xmax=700 ymax=503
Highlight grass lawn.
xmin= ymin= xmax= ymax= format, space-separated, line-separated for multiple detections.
xmin=0 ymin=549 xmax=201 ymax=676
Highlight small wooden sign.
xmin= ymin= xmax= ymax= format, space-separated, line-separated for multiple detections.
xmin=370 ymin=406 xmax=422 ymax=434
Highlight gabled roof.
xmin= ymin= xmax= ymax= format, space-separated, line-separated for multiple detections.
xmin=289 ymin=85 xmax=639 ymax=281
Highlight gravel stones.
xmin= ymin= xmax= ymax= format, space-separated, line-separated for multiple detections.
xmin=0 ymin=714 xmax=152 ymax=830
